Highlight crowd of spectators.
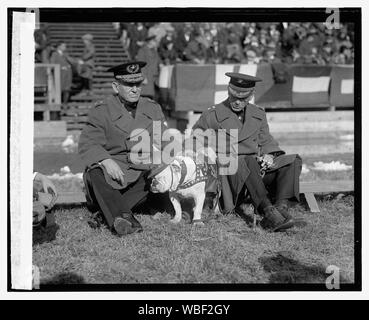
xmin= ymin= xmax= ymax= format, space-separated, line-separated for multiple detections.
xmin=33 ymin=22 xmax=354 ymax=107
xmin=115 ymin=22 xmax=354 ymax=66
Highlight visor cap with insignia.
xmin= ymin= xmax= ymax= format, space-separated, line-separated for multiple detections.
xmin=107 ymin=61 xmax=147 ymax=83
xmin=226 ymin=72 xmax=262 ymax=98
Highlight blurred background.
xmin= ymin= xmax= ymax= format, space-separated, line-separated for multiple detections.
xmin=32 ymin=21 xmax=354 ymax=192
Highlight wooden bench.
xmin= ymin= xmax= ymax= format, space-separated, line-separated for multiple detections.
xmin=299 ymin=180 xmax=354 ymax=212
xmin=54 ymin=180 xmax=354 ymax=213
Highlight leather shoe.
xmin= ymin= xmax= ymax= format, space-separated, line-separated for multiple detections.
xmin=275 ymin=199 xmax=292 ymax=220
xmin=113 ymin=214 xmax=143 ymax=236
xmin=260 ymin=206 xmax=295 ymax=232
xmin=123 ymin=213 xmax=143 ymax=232
xmin=275 ymin=199 xmax=308 ymax=228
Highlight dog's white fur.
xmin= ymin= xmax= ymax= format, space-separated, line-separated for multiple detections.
xmin=150 ymin=148 xmax=217 ymax=226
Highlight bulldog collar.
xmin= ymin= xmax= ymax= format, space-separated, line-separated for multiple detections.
xmin=169 ymin=160 xmax=188 ymax=192
xmin=170 ymin=158 xmax=216 ymax=192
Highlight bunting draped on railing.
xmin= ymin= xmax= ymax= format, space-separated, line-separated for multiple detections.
xmin=158 ymin=63 xmax=354 ymax=111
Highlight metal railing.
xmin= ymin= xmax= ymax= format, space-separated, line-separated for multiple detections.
xmin=34 ymin=63 xmax=61 ymax=120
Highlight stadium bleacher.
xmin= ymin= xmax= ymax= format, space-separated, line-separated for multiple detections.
xmin=47 ymin=22 xmax=129 ymax=99
xmin=36 ymin=23 xmax=130 ymax=129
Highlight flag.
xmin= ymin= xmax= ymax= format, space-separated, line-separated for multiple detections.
xmin=291 ymin=65 xmax=332 ymax=107
xmin=158 ymin=65 xmax=175 ymax=108
xmin=329 ymin=65 xmax=354 ymax=107
xmin=170 ymin=64 xmax=273 ymax=112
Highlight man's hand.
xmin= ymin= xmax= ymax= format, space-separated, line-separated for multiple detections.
xmin=261 ymin=154 xmax=274 ymax=167
xmin=258 ymin=154 xmax=275 ymax=173
xmin=101 ymin=159 xmax=125 ymax=184
xmin=34 ymin=173 xmax=58 ymax=197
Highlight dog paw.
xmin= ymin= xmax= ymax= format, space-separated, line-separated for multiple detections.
xmin=170 ymin=218 xmax=181 ymax=224
xmin=152 ymin=212 xmax=163 ymax=220
xmin=193 ymin=221 xmax=205 ymax=227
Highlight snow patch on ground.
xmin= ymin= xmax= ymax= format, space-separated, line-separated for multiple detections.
xmin=62 ymin=135 xmax=78 ymax=153
xmin=47 ymin=166 xmax=83 ymax=180
xmin=301 ymin=164 xmax=310 ymax=174
xmin=312 ymin=161 xmax=352 ymax=171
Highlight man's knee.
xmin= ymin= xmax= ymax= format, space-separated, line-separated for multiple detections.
xmin=85 ymin=167 xmax=105 ymax=184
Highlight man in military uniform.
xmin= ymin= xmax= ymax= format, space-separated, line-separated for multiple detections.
xmin=192 ymin=72 xmax=303 ymax=232
xmin=78 ymin=61 xmax=168 ymax=236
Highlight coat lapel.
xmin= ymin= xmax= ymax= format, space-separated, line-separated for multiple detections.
xmin=238 ymin=104 xmax=263 ymax=142
xmin=108 ymin=95 xmax=134 ymax=134
xmin=215 ymin=100 xmax=241 ymax=139
xmin=128 ymin=99 xmax=154 ymax=140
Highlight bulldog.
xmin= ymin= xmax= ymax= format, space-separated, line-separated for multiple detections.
xmin=149 ymin=148 xmax=219 ymax=226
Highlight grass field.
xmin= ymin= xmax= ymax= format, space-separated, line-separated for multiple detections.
xmin=32 ymin=140 xmax=355 ymax=286
xmin=33 ymin=194 xmax=354 ymax=285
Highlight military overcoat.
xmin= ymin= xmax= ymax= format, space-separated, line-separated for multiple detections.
xmin=192 ymin=99 xmax=298 ymax=212
xmin=79 ymin=94 xmax=167 ymax=189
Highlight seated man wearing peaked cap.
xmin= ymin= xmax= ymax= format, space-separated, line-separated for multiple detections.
xmin=192 ymin=72 xmax=305 ymax=232
xmin=78 ymin=61 xmax=168 ymax=237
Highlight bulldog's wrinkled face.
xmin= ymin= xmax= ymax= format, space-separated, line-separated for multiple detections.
xmin=150 ymin=162 xmax=181 ymax=193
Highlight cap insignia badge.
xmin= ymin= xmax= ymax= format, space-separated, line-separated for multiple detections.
xmin=127 ymin=64 xmax=139 ymax=73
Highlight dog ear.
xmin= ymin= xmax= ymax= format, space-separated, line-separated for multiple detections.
xmin=170 ymin=162 xmax=181 ymax=173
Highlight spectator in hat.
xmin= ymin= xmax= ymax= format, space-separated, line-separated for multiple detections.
xmin=116 ymin=23 xmax=131 ymax=57
xmin=192 ymin=72 xmax=304 ymax=232
xmin=76 ymin=33 xmax=95 ymax=96
xmin=183 ymin=30 xmax=208 ymax=64
xmin=49 ymin=41 xmax=74 ymax=103
xmin=245 ymin=49 xmax=258 ymax=64
xmin=34 ymin=24 xmax=52 ymax=63
xmin=78 ymin=61 xmax=169 ymax=237
xmin=175 ymin=24 xmax=193 ymax=61
xmin=147 ymin=23 xmax=170 ymax=44
xmin=206 ymin=37 xmax=226 ymax=64
xmin=127 ymin=23 xmax=148 ymax=60
xmin=135 ymin=35 xmax=162 ymax=100
xmin=158 ymin=26 xmax=179 ymax=65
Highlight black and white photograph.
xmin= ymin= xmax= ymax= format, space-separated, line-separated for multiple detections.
xmin=2 ymin=3 xmax=367 ymax=301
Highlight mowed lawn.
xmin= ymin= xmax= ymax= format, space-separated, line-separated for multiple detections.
xmin=33 ymin=194 xmax=355 ymax=285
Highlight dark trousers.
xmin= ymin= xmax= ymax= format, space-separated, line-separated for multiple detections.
xmin=84 ymin=168 xmax=150 ymax=229
xmin=229 ymin=155 xmax=301 ymax=210
xmin=81 ymin=78 xmax=93 ymax=91
xmin=62 ymin=90 xmax=70 ymax=104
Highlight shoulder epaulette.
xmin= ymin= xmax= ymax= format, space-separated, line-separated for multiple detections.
xmin=93 ymin=100 xmax=105 ymax=108
xmin=142 ymin=96 xmax=157 ymax=104
xmin=205 ymin=105 xmax=216 ymax=114
xmin=249 ymin=102 xmax=265 ymax=111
